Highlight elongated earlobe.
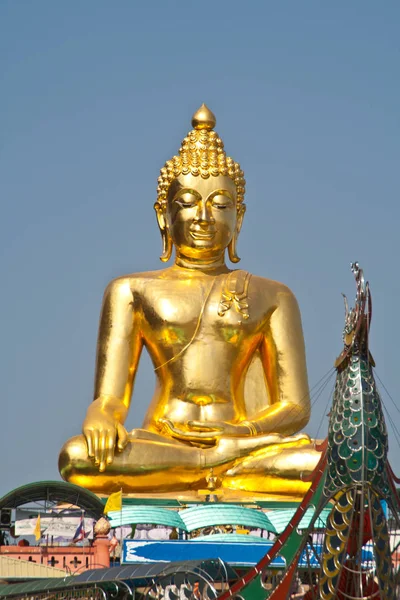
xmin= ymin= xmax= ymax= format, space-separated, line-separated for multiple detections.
xmin=154 ymin=201 xmax=173 ymax=262
xmin=228 ymin=202 xmax=246 ymax=263
xmin=228 ymin=203 xmax=245 ymax=263
xmin=160 ymin=229 xmax=173 ymax=262
xmin=228 ymin=234 xmax=240 ymax=263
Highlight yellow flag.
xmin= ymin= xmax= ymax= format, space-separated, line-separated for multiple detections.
xmin=34 ymin=514 xmax=41 ymax=541
xmin=236 ymin=528 xmax=250 ymax=535
xmin=104 ymin=490 xmax=122 ymax=514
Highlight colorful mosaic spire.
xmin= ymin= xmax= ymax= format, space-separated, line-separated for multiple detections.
xmin=323 ymin=263 xmax=389 ymax=498
xmin=318 ymin=264 xmax=395 ymax=599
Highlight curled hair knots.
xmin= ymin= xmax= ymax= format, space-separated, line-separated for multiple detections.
xmin=157 ymin=127 xmax=246 ymax=206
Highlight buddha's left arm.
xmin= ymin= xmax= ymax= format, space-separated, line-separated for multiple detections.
xmin=253 ymin=287 xmax=311 ymax=436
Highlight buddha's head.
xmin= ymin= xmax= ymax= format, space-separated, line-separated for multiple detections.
xmin=154 ymin=105 xmax=246 ymax=265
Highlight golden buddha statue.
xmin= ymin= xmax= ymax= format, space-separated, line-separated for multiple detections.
xmin=59 ymin=105 xmax=320 ymax=497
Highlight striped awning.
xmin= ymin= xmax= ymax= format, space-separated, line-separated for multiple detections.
xmin=107 ymin=506 xmax=184 ymax=529
xmin=180 ymin=504 xmax=277 ymax=533
xmin=109 ymin=504 xmax=278 ymax=534
xmin=265 ymin=507 xmax=331 ymax=534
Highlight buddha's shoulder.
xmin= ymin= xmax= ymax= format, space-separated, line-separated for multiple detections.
xmin=249 ymin=274 xmax=298 ymax=304
xmin=104 ymin=268 xmax=175 ymax=295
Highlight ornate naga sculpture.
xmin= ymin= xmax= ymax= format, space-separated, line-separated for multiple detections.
xmin=219 ymin=263 xmax=400 ymax=599
xmin=59 ymin=104 xmax=320 ymax=496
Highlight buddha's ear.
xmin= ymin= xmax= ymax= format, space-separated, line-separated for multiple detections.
xmin=154 ymin=201 xmax=167 ymax=230
xmin=154 ymin=202 xmax=173 ymax=262
xmin=228 ymin=203 xmax=246 ymax=264
xmin=236 ymin=203 xmax=246 ymax=234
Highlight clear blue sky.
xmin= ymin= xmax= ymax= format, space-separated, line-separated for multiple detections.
xmin=1 ymin=1 xmax=399 ymax=496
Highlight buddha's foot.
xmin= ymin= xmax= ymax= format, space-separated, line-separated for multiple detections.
xmin=220 ymin=440 xmax=321 ymax=495
xmin=202 ymin=431 xmax=313 ymax=466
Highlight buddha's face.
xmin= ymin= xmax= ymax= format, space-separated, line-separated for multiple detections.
xmin=157 ymin=174 xmax=245 ymax=263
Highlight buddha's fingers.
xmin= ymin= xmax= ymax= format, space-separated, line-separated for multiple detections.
xmin=188 ymin=421 xmax=224 ymax=432
xmin=116 ymin=423 xmax=128 ymax=451
xmin=106 ymin=432 xmax=115 ymax=465
xmin=92 ymin=430 xmax=100 ymax=465
xmin=159 ymin=418 xmax=218 ymax=444
xmin=84 ymin=429 xmax=94 ymax=458
xmin=99 ymin=434 xmax=107 ymax=472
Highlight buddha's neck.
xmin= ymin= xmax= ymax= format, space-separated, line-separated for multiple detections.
xmin=174 ymin=253 xmax=230 ymax=273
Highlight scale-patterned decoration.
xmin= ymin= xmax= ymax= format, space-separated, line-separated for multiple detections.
xmin=324 ymin=355 xmax=388 ymax=495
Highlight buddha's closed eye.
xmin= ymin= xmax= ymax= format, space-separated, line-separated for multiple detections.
xmin=209 ymin=191 xmax=234 ymax=210
xmin=174 ymin=189 xmax=199 ymax=209
xmin=177 ymin=200 xmax=196 ymax=208
xmin=212 ymin=198 xmax=231 ymax=210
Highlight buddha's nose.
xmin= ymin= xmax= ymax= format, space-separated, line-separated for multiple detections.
xmin=195 ymin=202 xmax=215 ymax=226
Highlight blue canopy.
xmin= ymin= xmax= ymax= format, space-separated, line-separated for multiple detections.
xmin=122 ymin=540 xmax=286 ymax=568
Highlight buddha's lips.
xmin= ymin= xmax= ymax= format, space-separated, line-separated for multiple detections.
xmin=190 ymin=229 xmax=216 ymax=240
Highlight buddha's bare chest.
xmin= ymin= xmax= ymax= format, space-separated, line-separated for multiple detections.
xmin=141 ymin=278 xmax=260 ymax=350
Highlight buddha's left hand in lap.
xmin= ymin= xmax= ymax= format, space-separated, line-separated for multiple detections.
xmin=159 ymin=418 xmax=249 ymax=444
xmin=158 ymin=418 xmax=311 ymax=447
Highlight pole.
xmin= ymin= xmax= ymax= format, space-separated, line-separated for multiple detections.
xmin=120 ymin=488 xmax=123 ymax=565
xmin=81 ymin=510 xmax=85 ymax=569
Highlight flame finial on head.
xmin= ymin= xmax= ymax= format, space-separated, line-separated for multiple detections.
xmin=191 ymin=104 xmax=217 ymax=130
xmin=156 ymin=104 xmax=245 ymax=206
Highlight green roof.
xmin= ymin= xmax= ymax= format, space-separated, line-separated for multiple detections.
xmin=0 ymin=560 xmax=238 ymax=597
xmin=107 ymin=506 xmax=185 ymax=529
xmin=180 ymin=504 xmax=277 ymax=533
xmin=108 ymin=504 xmax=278 ymax=533
xmin=265 ymin=507 xmax=331 ymax=534
xmin=0 ymin=576 xmax=76 ymax=597
xmin=108 ymin=501 xmax=331 ymax=537
xmin=0 ymin=481 xmax=104 ymax=520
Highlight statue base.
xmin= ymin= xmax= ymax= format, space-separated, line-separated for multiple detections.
xmin=97 ymin=488 xmax=307 ymax=506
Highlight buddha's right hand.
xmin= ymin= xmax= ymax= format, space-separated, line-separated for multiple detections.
xmin=82 ymin=396 xmax=129 ymax=472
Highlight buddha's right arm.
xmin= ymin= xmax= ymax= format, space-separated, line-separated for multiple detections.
xmin=256 ymin=286 xmax=311 ymax=435
xmin=93 ymin=278 xmax=143 ymax=405
xmin=82 ymin=278 xmax=143 ymax=470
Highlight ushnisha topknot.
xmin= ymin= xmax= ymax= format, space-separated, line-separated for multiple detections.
xmin=157 ymin=104 xmax=246 ymax=206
